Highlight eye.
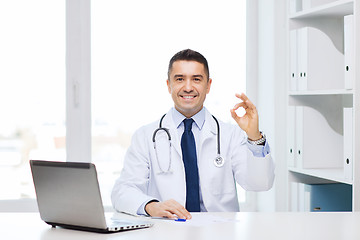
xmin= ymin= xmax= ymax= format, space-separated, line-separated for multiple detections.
xmin=176 ymin=77 xmax=184 ymax=81
xmin=194 ymin=78 xmax=201 ymax=82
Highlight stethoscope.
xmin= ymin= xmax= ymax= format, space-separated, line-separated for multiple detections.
xmin=152 ymin=114 xmax=225 ymax=174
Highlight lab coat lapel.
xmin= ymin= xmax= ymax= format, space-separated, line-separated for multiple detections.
xmin=197 ymin=109 xmax=218 ymax=210
xmin=161 ymin=110 xmax=182 ymax=158
xmin=199 ymin=109 xmax=218 ymax=149
xmin=160 ymin=110 xmax=186 ymax=205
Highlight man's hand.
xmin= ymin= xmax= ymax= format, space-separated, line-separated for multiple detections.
xmin=145 ymin=199 xmax=192 ymax=220
xmin=230 ymin=93 xmax=262 ymax=140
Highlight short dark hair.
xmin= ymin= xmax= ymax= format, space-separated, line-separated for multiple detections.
xmin=167 ymin=49 xmax=210 ymax=80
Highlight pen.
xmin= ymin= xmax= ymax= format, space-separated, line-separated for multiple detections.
xmin=175 ymin=218 xmax=186 ymax=222
xmin=151 ymin=217 xmax=187 ymax=222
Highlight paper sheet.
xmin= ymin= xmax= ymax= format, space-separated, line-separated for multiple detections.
xmin=167 ymin=214 xmax=240 ymax=227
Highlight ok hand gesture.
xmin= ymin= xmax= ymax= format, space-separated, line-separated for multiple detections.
xmin=230 ymin=93 xmax=262 ymax=141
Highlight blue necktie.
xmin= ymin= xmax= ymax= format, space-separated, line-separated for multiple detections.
xmin=181 ymin=118 xmax=200 ymax=212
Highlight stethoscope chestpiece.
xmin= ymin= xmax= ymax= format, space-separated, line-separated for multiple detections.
xmin=214 ymin=156 xmax=225 ymax=167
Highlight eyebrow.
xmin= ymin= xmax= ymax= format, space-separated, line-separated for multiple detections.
xmin=192 ymin=75 xmax=204 ymax=79
xmin=173 ymin=74 xmax=204 ymax=79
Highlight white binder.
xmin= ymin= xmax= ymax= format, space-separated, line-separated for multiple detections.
xmin=296 ymin=28 xmax=308 ymax=91
xmin=344 ymin=15 xmax=354 ymax=90
xmin=343 ymin=108 xmax=353 ymax=180
xmin=290 ymin=182 xmax=299 ymax=211
xmin=289 ymin=0 xmax=302 ymax=14
xmin=298 ymin=183 xmax=311 ymax=212
xmin=296 ymin=106 xmax=343 ymax=169
xmin=295 ymin=106 xmax=303 ymax=168
xmin=302 ymin=0 xmax=311 ymax=11
xmin=290 ymin=30 xmax=298 ymax=91
xmin=287 ymin=106 xmax=296 ymax=167
xmin=296 ymin=27 xmax=344 ymax=91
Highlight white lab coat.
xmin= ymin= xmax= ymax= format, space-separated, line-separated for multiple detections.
xmin=111 ymin=108 xmax=275 ymax=215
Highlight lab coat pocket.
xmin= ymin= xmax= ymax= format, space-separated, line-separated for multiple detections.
xmin=205 ymin=158 xmax=235 ymax=196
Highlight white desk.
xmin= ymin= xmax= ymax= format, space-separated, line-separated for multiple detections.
xmin=1 ymin=212 xmax=360 ymax=240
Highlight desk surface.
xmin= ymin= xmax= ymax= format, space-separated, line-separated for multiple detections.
xmin=1 ymin=212 xmax=360 ymax=240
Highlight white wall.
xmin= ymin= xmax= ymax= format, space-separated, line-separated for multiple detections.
xmin=272 ymin=0 xmax=288 ymax=212
xmin=247 ymin=0 xmax=288 ymax=212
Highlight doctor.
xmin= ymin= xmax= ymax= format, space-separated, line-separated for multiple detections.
xmin=111 ymin=49 xmax=275 ymax=220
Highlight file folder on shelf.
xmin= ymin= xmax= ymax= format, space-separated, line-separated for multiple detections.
xmin=296 ymin=27 xmax=344 ymax=91
xmin=289 ymin=0 xmax=302 ymax=14
xmin=309 ymin=183 xmax=352 ymax=212
xmin=287 ymin=106 xmax=296 ymax=167
xmin=289 ymin=30 xmax=298 ymax=91
xmin=295 ymin=106 xmax=342 ymax=169
xmin=344 ymin=14 xmax=354 ymax=90
xmin=343 ymin=107 xmax=353 ymax=181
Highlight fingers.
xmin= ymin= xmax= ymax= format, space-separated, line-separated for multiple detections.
xmin=230 ymin=93 xmax=260 ymax=136
xmin=235 ymin=92 xmax=249 ymax=104
xmin=232 ymin=102 xmax=247 ymax=111
xmin=163 ymin=200 xmax=191 ymax=219
xmin=235 ymin=92 xmax=247 ymax=100
xmin=230 ymin=108 xmax=240 ymax=122
xmin=146 ymin=199 xmax=192 ymax=220
xmin=231 ymin=93 xmax=258 ymax=122
xmin=234 ymin=93 xmax=256 ymax=111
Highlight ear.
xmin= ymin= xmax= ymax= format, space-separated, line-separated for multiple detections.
xmin=166 ymin=79 xmax=171 ymax=93
xmin=206 ymin=78 xmax=212 ymax=94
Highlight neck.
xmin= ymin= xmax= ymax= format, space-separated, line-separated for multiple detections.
xmin=175 ymin=106 xmax=203 ymax=118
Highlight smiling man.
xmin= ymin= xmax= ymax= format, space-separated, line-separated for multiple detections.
xmin=111 ymin=49 xmax=275 ymax=219
xmin=167 ymin=59 xmax=211 ymax=118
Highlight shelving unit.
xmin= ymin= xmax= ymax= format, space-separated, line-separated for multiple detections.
xmin=290 ymin=0 xmax=353 ymax=18
xmin=286 ymin=0 xmax=360 ymax=211
xmin=289 ymin=167 xmax=352 ymax=185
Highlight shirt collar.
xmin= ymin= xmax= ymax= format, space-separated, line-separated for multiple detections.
xmin=171 ymin=107 xmax=206 ymax=130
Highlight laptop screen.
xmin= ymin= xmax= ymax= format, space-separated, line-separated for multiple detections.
xmin=30 ymin=160 xmax=108 ymax=229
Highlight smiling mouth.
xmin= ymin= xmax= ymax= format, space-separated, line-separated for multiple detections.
xmin=181 ymin=95 xmax=197 ymax=99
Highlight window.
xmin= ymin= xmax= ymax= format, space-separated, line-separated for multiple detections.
xmin=0 ymin=1 xmax=65 ymax=200
xmin=0 ymin=0 xmax=247 ymax=210
xmin=91 ymin=0 xmax=247 ymax=206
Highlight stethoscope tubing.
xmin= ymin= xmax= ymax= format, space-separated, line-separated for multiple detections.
xmin=155 ymin=114 xmax=220 ymax=154
xmin=152 ymin=113 xmax=222 ymax=173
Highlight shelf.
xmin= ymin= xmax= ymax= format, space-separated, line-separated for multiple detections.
xmin=286 ymin=0 xmax=359 ymax=212
xmin=290 ymin=0 xmax=353 ymax=19
xmin=289 ymin=89 xmax=353 ymax=96
xmin=289 ymin=167 xmax=352 ymax=185
xmin=289 ymin=92 xmax=353 ymax=110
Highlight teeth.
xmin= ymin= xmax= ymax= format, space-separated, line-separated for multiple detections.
xmin=183 ymin=96 xmax=194 ymax=99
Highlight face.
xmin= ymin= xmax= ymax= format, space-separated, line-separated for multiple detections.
xmin=167 ymin=60 xmax=212 ymax=118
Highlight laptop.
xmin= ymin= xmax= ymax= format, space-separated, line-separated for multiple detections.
xmin=30 ymin=160 xmax=153 ymax=233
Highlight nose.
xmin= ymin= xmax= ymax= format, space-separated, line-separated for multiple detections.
xmin=183 ymin=79 xmax=193 ymax=92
